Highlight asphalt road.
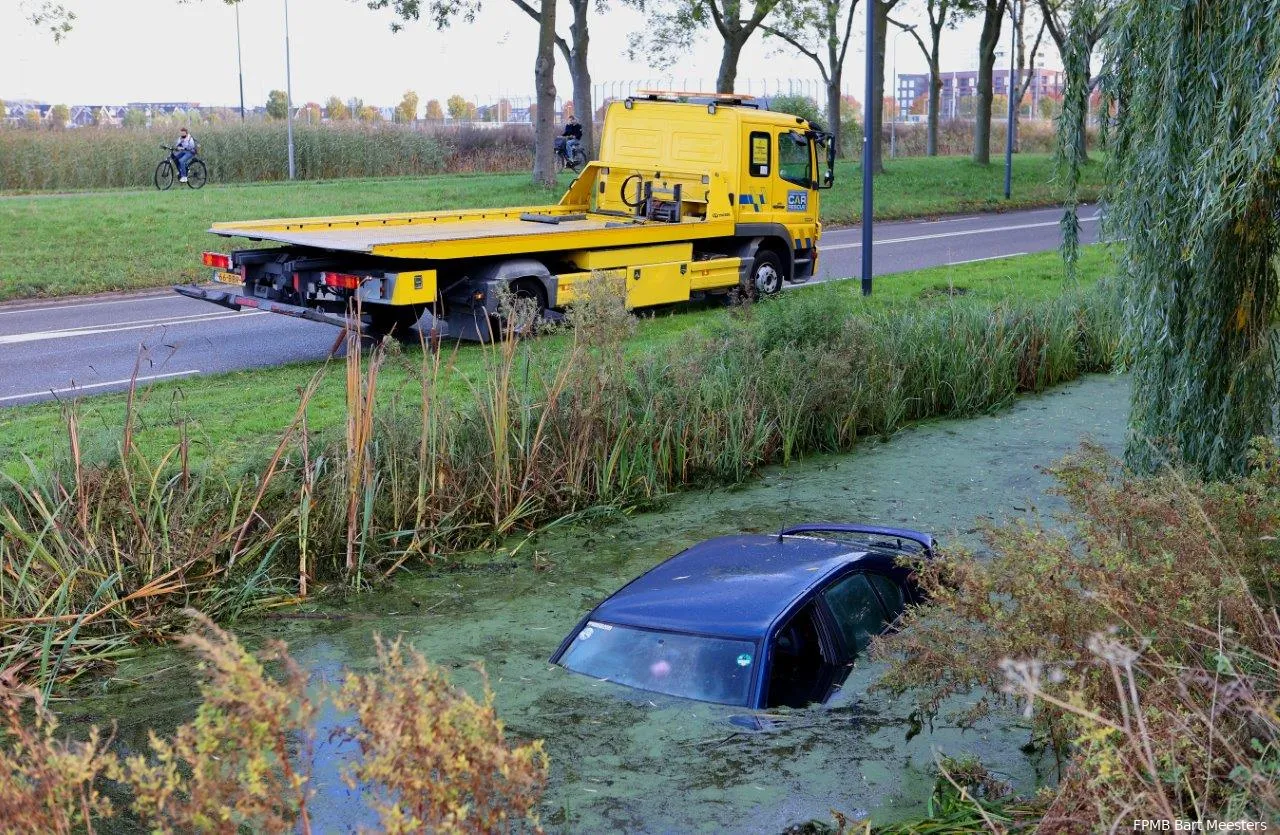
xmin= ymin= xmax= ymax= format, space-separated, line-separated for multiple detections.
xmin=0 ymin=205 xmax=1099 ymax=407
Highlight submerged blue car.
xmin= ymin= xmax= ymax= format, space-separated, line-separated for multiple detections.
xmin=551 ymin=524 xmax=934 ymax=710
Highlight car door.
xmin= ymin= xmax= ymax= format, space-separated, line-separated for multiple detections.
xmin=762 ymin=602 xmax=842 ymax=709
xmin=819 ymin=571 xmax=907 ymax=663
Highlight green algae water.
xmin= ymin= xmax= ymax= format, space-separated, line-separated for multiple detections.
xmin=70 ymin=374 xmax=1130 ymax=833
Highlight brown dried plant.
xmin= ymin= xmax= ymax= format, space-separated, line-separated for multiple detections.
xmin=107 ymin=610 xmax=316 ymax=834
xmin=876 ymin=439 xmax=1280 ymax=828
xmin=0 ymin=679 xmax=115 ymax=834
xmin=333 ymin=636 xmax=549 ymax=834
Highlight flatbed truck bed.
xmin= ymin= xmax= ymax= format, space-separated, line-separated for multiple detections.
xmin=181 ymin=93 xmax=835 ymax=340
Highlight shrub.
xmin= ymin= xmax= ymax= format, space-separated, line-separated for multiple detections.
xmin=0 ymin=614 xmax=545 ymax=833
xmin=875 ymin=439 xmax=1280 ymax=828
xmin=768 ymin=94 xmax=823 ymax=126
xmin=334 ymin=638 xmax=549 ymax=833
xmin=0 ymin=681 xmax=115 ymax=831
xmin=108 ymin=612 xmax=316 ymax=833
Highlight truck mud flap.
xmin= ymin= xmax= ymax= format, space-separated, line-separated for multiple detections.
xmin=174 ymin=285 xmax=352 ymax=330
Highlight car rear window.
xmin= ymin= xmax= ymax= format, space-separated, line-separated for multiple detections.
xmin=558 ymin=621 xmax=757 ymax=707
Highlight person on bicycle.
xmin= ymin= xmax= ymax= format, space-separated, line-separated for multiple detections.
xmin=174 ymin=127 xmax=197 ymax=183
xmin=555 ymin=115 xmax=582 ymax=159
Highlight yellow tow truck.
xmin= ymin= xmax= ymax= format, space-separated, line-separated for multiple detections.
xmin=177 ymin=92 xmax=836 ymax=339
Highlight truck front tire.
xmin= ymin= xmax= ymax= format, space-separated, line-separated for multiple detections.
xmin=748 ymin=249 xmax=785 ymax=297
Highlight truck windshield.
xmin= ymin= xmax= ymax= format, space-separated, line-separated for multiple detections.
xmin=558 ymin=621 xmax=758 ymax=706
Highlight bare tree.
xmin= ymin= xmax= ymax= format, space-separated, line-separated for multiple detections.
xmin=1037 ymin=0 xmax=1111 ymax=160
xmin=972 ymin=0 xmax=1007 ymax=164
xmin=368 ymin=0 xmax=562 ymax=186
xmin=889 ymin=0 xmax=969 ymax=157
xmin=867 ymin=0 xmax=905 ymax=174
xmin=1010 ymin=0 xmax=1046 ymax=149
xmin=762 ymin=0 xmax=860 ymax=156
xmin=628 ymin=0 xmax=783 ymax=93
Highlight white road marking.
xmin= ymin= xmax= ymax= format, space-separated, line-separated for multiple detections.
xmin=0 ymin=310 xmax=263 ymax=345
xmin=0 ymin=370 xmax=202 ymax=403
xmin=920 ymin=215 xmax=981 ymax=224
xmin=0 ymin=293 xmax=177 ymax=316
xmin=947 ymin=251 xmax=1029 ymax=265
xmin=821 ymin=215 xmax=1099 ymax=252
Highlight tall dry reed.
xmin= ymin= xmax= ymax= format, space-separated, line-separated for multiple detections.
xmin=0 ymin=282 xmax=1121 ymax=689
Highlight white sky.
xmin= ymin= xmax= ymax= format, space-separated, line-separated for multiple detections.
xmin=1 ymin=0 xmax=1060 ymax=108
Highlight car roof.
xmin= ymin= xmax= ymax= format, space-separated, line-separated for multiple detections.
xmin=587 ymin=534 xmax=869 ymax=641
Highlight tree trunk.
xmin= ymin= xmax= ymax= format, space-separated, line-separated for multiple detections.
xmin=973 ymin=0 xmax=1003 ymax=164
xmin=869 ymin=1 xmax=889 ymax=174
xmin=532 ymin=0 xmax=558 ymax=187
xmin=926 ymin=50 xmax=941 ymax=156
xmin=717 ymin=36 xmax=744 ymax=93
xmin=826 ymin=70 xmax=843 ymax=159
xmin=567 ymin=0 xmax=594 ymax=152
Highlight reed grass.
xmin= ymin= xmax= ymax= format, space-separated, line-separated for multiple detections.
xmin=0 ymin=123 xmax=539 ymax=191
xmin=0 ymin=281 xmax=1122 ymax=689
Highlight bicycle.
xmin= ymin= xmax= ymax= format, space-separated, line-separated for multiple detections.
xmin=553 ymin=136 xmax=588 ymax=172
xmin=155 ymin=145 xmax=208 ymax=190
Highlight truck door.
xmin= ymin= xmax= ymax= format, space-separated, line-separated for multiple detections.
xmin=771 ymin=128 xmax=818 ymax=238
xmin=740 ymin=123 xmax=819 ymax=267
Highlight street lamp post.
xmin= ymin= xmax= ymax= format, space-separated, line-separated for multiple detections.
xmin=235 ymin=3 xmax=245 ymax=121
xmin=860 ymin=0 xmax=874 ymax=296
xmin=284 ymin=0 xmax=296 ymax=180
xmin=1004 ymin=1 xmax=1017 ymax=199
xmin=890 ymin=24 xmax=916 ymax=159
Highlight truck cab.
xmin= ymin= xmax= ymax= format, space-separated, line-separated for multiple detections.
xmin=180 ymin=92 xmax=835 ymax=340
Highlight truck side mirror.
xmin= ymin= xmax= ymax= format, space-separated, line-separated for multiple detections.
xmin=816 ymin=133 xmax=836 ymax=190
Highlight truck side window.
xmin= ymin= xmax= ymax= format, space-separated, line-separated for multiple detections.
xmin=748 ymin=132 xmax=771 ymax=177
xmin=778 ymin=132 xmax=813 ymax=188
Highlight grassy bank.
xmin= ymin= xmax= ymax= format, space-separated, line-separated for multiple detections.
xmin=0 ymin=249 xmax=1119 ymax=689
xmin=0 ymin=247 xmax=1112 ymax=475
xmin=0 ymin=154 xmax=1105 ymax=302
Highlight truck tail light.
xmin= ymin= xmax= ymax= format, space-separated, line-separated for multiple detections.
xmin=322 ymin=272 xmax=362 ymax=290
xmin=202 ymin=251 xmax=232 ymax=269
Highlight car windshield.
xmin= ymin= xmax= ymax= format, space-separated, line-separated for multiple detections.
xmin=558 ymin=621 xmax=758 ymax=707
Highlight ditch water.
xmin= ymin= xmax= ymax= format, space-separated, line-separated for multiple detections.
xmin=68 ymin=373 xmax=1131 ymax=833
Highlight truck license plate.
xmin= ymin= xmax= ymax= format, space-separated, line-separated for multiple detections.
xmin=213 ymin=270 xmax=240 ymax=285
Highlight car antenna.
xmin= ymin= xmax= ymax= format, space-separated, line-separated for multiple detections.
xmin=778 ymin=475 xmax=798 ymax=541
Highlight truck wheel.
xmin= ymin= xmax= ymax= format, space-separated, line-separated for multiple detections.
xmin=366 ymin=305 xmax=424 ymax=342
xmin=747 ymin=250 xmax=785 ymax=297
xmin=499 ymin=280 xmax=548 ymax=336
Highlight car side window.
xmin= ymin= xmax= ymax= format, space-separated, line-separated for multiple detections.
xmin=765 ymin=603 xmax=835 ymax=709
xmin=867 ymin=573 xmax=907 ymax=622
xmin=822 ymin=573 xmax=889 ymax=657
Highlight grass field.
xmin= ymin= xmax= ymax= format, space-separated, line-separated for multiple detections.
xmin=0 ymin=154 xmax=1104 ymax=302
xmin=0 ymin=245 xmax=1110 ymax=477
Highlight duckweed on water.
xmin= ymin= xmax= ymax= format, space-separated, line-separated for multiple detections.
xmin=64 ymin=374 xmax=1132 ymax=833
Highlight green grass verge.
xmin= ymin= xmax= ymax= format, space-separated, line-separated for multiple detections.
xmin=0 ymin=154 xmax=1103 ymax=302
xmin=0 ymin=245 xmax=1110 ymax=478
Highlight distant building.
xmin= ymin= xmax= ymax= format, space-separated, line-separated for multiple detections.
xmin=895 ymin=66 xmax=1065 ymax=119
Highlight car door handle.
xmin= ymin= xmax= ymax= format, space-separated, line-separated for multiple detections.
xmin=771 ymin=204 xmax=785 ymax=209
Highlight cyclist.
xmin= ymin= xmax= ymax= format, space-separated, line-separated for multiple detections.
xmin=174 ymin=127 xmax=197 ymax=183
xmin=555 ymin=115 xmax=583 ymax=165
